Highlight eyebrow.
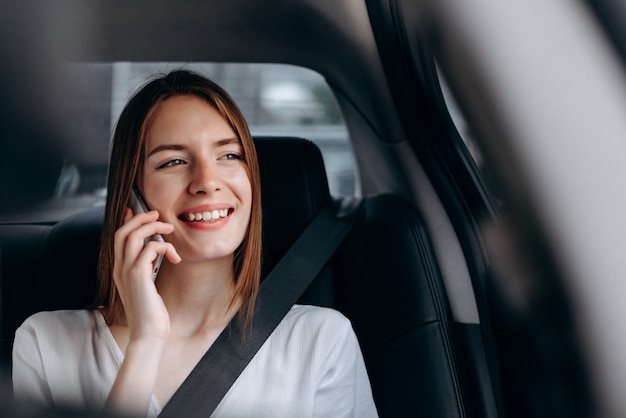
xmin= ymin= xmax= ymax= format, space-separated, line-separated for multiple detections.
xmin=146 ymin=137 xmax=241 ymax=157
xmin=146 ymin=144 xmax=185 ymax=157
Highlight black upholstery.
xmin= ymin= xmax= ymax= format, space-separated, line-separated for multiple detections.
xmin=334 ymin=195 xmax=470 ymax=417
xmin=0 ymin=136 xmax=471 ymax=417
xmin=256 ymin=137 xmax=336 ymax=308
xmin=0 ymin=209 xmax=104 ymax=364
xmin=255 ymin=137 xmax=331 ymax=277
xmin=34 ymin=208 xmax=104 ymax=314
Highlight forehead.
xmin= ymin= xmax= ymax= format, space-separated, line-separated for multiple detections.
xmin=142 ymin=95 xmax=237 ymax=143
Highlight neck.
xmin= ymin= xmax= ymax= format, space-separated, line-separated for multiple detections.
xmin=154 ymin=257 xmax=241 ymax=336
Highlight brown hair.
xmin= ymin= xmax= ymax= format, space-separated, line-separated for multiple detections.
xmin=95 ymin=70 xmax=262 ymax=332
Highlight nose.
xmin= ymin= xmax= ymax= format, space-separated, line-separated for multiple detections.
xmin=189 ymin=160 xmax=221 ymax=195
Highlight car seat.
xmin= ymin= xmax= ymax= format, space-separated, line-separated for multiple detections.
xmin=0 ymin=136 xmax=473 ymax=417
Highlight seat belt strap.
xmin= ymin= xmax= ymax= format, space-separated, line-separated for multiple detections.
xmin=159 ymin=198 xmax=363 ymax=418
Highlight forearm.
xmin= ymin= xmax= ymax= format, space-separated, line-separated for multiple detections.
xmin=105 ymin=337 xmax=165 ymax=417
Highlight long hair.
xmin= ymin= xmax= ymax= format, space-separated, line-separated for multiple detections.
xmin=95 ymin=70 xmax=262 ymax=332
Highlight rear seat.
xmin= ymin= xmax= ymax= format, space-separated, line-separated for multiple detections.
xmin=0 ymin=137 xmax=474 ymax=417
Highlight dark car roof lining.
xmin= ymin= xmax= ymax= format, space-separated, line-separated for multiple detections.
xmin=9 ymin=0 xmax=421 ymax=197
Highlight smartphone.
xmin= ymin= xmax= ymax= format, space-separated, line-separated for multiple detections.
xmin=128 ymin=188 xmax=165 ymax=281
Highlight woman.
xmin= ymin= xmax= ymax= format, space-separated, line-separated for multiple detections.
xmin=12 ymin=70 xmax=377 ymax=417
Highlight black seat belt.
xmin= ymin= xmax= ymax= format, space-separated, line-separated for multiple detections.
xmin=159 ymin=198 xmax=363 ymax=418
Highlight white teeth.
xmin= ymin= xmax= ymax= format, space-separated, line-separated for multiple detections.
xmin=186 ymin=209 xmax=229 ymax=222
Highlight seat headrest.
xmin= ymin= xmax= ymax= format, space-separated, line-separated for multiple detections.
xmin=33 ymin=206 xmax=104 ymax=312
xmin=255 ymin=137 xmax=331 ymax=276
xmin=31 ymin=136 xmax=331 ymax=311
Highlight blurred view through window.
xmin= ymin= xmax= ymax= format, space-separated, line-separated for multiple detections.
xmin=8 ymin=63 xmax=354 ymax=222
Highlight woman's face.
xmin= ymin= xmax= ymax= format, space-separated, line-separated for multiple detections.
xmin=139 ymin=94 xmax=252 ymax=265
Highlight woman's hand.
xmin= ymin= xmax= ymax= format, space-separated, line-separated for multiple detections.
xmin=112 ymin=208 xmax=181 ymax=342
xmin=106 ymin=208 xmax=181 ymax=416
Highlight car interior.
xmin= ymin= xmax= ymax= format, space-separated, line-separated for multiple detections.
xmin=4 ymin=0 xmax=626 ymax=417
xmin=0 ymin=134 xmax=479 ymax=417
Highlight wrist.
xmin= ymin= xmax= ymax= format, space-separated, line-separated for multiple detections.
xmin=126 ymin=334 xmax=168 ymax=356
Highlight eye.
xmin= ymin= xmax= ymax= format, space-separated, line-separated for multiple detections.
xmin=157 ymin=158 xmax=187 ymax=169
xmin=222 ymin=153 xmax=244 ymax=161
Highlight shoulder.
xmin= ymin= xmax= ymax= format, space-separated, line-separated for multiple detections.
xmin=13 ymin=310 xmax=101 ymax=376
xmin=18 ymin=309 xmax=95 ymax=329
xmin=16 ymin=310 xmax=98 ymax=341
xmin=277 ymin=305 xmax=355 ymax=346
xmin=284 ymin=304 xmax=351 ymax=328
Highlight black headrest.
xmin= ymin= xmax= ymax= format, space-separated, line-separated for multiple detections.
xmin=255 ymin=137 xmax=331 ymax=276
xmin=33 ymin=206 xmax=104 ymax=312
xmin=31 ymin=137 xmax=331 ymax=311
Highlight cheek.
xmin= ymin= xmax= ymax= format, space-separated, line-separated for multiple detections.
xmin=232 ymin=171 xmax=253 ymax=230
xmin=239 ymin=175 xmax=253 ymax=214
xmin=229 ymin=165 xmax=252 ymax=202
xmin=141 ymin=177 xmax=182 ymax=213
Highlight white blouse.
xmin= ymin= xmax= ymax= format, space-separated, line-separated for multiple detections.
xmin=13 ymin=305 xmax=378 ymax=417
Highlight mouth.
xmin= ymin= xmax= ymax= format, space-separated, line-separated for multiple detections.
xmin=178 ymin=208 xmax=232 ymax=223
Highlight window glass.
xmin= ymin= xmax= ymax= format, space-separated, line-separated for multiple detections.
xmin=4 ymin=63 xmax=354 ymax=222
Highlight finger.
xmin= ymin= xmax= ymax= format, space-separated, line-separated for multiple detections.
xmin=113 ymin=211 xmax=178 ymax=286
xmin=136 ymin=241 xmax=179 ymax=270
xmin=115 ymin=210 xmax=159 ymax=256
xmin=119 ymin=217 xmax=173 ymax=254
xmin=125 ymin=222 xmax=174 ymax=252
xmin=123 ymin=207 xmax=133 ymax=222
xmin=165 ymin=244 xmax=182 ymax=264
xmin=129 ymin=240 xmax=181 ymax=275
xmin=123 ymin=209 xmax=159 ymax=228
xmin=117 ymin=212 xmax=161 ymax=252
xmin=129 ymin=220 xmax=173 ymax=237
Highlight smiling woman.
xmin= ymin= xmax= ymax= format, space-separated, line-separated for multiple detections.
xmin=98 ymin=73 xmax=262 ymax=337
xmin=140 ymin=97 xmax=253 ymax=265
xmin=11 ymin=70 xmax=378 ymax=417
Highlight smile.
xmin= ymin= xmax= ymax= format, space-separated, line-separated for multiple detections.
xmin=180 ymin=209 xmax=230 ymax=223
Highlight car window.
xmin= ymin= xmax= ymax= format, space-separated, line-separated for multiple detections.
xmin=3 ymin=63 xmax=354 ymax=223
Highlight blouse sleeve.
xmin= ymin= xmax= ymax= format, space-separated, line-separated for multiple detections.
xmin=12 ymin=316 xmax=54 ymax=406
xmin=312 ymin=313 xmax=378 ymax=418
